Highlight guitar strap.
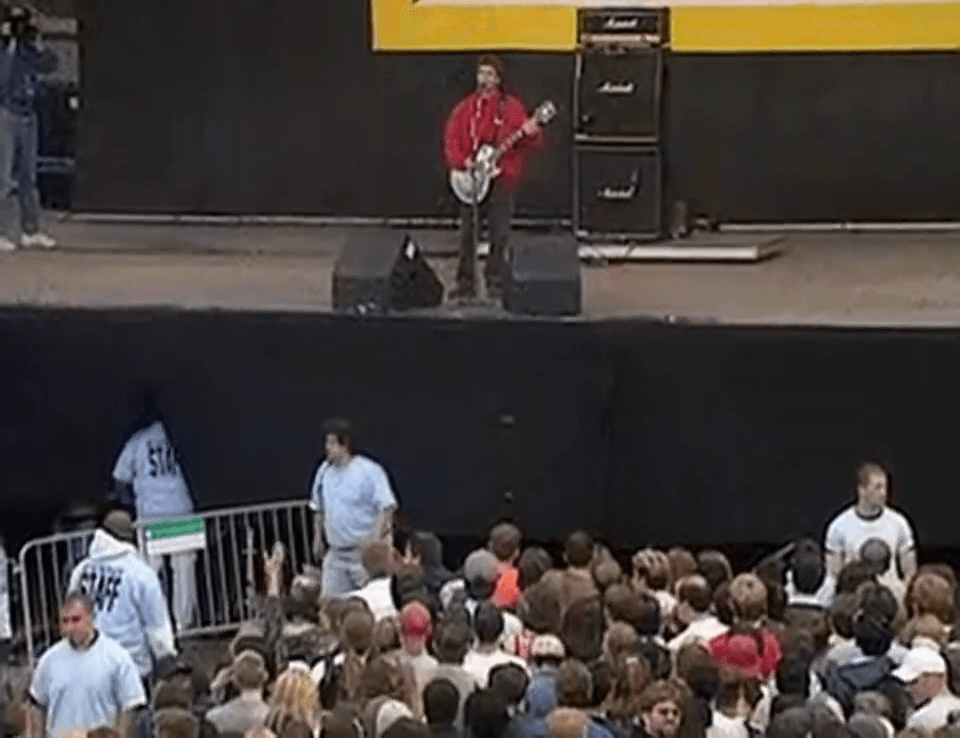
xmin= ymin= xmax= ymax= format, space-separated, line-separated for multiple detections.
xmin=469 ymin=90 xmax=507 ymax=155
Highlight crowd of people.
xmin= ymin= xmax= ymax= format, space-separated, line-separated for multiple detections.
xmin=11 ymin=432 xmax=960 ymax=738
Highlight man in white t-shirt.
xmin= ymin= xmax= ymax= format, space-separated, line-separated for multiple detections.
xmin=111 ymin=389 xmax=198 ymax=633
xmin=462 ymin=601 xmax=527 ymax=688
xmin=894 ymin=646 xmax=960 ymax=734
xmin=29 ymin=591 xmax=146 ymax=738
xmin=823 ymin=461 xmax=917 ymax=584
xmin=310 ymin=418 xmax=398 ymax=599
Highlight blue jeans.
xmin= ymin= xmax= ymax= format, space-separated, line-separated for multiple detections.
xmin=321 ymin=547 xmax=368 ymax=599
xmin=0 ymin=107 xmax=40 ymax=238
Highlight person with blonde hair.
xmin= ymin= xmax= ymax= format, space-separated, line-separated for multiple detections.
xmin=266 ymin=665 xmax=322 ymax=736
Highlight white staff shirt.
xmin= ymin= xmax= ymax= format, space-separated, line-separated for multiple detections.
xmin=30 ymin=632 xmax=146 ymax=737
xmin=68 ymin=529 xmax=176 ymax=677
xmin=113 ymin=420 xmax=194 ymax=522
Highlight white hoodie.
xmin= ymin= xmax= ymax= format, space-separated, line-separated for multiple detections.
xmin=68 ymin=529 xmax=176 ymax=677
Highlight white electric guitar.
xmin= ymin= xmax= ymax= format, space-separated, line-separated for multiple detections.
xmin=449 ymin=100 xmax=557 ymax=206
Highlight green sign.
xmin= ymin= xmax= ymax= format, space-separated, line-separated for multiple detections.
xmin=144 ymin=516 xmax=205 ymax=556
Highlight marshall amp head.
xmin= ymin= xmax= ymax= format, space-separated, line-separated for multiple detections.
xmin=578 ymin=8 xmax=669 ymax=48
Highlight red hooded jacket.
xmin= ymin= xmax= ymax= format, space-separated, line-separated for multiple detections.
xmin=443 ymin=90 xmax=544 ymax=188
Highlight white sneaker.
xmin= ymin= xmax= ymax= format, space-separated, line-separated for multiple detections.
xmin=21 ymin=232 xmax=55 ymax=249
xmin=0 ymin=237 xmax=16 ymax=252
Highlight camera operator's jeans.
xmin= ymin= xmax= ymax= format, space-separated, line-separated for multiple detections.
xmin=0 ymin=106 xmax=40 ymax=238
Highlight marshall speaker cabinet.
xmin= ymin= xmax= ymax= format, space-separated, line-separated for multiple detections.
xmin=575 ymin=145 xmax=662 ymax=241
xmin=575 ymin=47 xmax=663 ymax=142
xmin=575 ymin=7 xmax=668 ymax=240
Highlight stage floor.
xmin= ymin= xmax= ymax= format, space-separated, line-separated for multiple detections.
xmin=4 ymin=217 xmax=960 ymax=326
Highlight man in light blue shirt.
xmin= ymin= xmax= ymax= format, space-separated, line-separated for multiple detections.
xmin=110 ymin=388 xmax=198 ymax=633
xmin=68 ymin=509 xmax=177 ymax=680
xmin=310 ymin=418 xmax=398 ymax=599
xmin=29 ymin=590 xmax=146 ymax=737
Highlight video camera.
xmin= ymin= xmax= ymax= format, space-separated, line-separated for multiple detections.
xmin=1 ymin=5 xmax=38 ymax=41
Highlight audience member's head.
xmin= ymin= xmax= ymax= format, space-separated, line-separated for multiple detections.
xmin=632 ymin=549 xmax=670 ymax=592
xmin=560 ymin=597 xmax=603 ymax=663
xmin=269 ymin=667 xmax=321 ymax=730
xmin=633 ymin=592 xmax=662 ymax=637
xmin=360 ymin=655 xmax=407 ymax=703
xmin=564 ymin=531 xmax=594 ymax=570
xmin=488 ymin=663 xmax=529 ymax=708
xmin=152 ymin=680 xmax=194 ymax=711
xmin=603 ymin=622 xmax=640 ymax=664
xmin=464 ymin=689 xmax=509 ymax=738
xmin=592 ymin=557 xmax=623 ymax=593
xmin=530 ymin=634 xmax=566 ymax=669
xmin=674 ymin=575 xmax=712 ymax=625
xmin=517 ymin=580 xmax=562 ymax=635
xmin=488 ymin=523 xmax=522 ymax=564
xmin=836 ymin=561 xmax=877 ymax=595
xmin=697 ymin=550 xmax=733 ymax=594
xmin=545 ymin=708 xmax=589 ymax=738
xmin=381 ymin=718 xmax=428 ymax=738
xmin=408 ymin=531 xmax=444 ymax=570
xmin=463 ymin=549 xmax=500 ymax=600
xmin=858 ymin=538 xmax=892 ymax=578
xmin=372 ymin=617 xmax=402 ymax=656
xmin=638 ymin=681 xmax=684 ymax=738
xmin=362 ymin=542 xmax=395 ymax=580
xmin=790 ymin=539 xmax=826 ymax=596
xmin=154 ymin=709 xmax=200 ymax=738
xmin=398 ymin=601 xmax=432 ymax=656
xmin=894 ymin=646 xmax=951 ymax=708
xmin=908 ymin=571 xmax=955 ymax=623
xmin=474 ymin=601 xmax=505 ymax=647
xmin=342 ymin=610 xmax=376 ymax=656
xmin=556 ymin=660 xmax=593 ymax=709
xmin=433 ymin=619 xmax=472 ymax=665
xmin=713 ymin=668 xmax=762 ymax=721
xmin=320 ymin=709 xmax=362 ymax=738
xmin=829 ymin=592 xmax=859 ymax=640
xmin=517 ymin=547 xmax=553 ymax=591
xmin=728 ymin=573 xmax=768 ymax=623
xmin=667 ymin=548 xmax=698 ymax=588
xmin=423 ymin=678 xmax=459 ymax=727
xmin=853 ymin=582 xmax=899 ymax=656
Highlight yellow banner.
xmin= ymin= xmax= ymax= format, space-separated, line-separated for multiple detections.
xmin=371 ymin=0 xmax=960 ymax=52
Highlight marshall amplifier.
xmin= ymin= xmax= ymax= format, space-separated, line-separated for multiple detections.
xmin=578 ymin=8 xmax=669 ymax=47
xmin=575 ymin=144 xmax=662 ymax=241
xmin=575 ymin=46 xmax=662 ymax=142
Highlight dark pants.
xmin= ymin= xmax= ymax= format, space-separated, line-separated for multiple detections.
xmin=457 ymin=182 xmax=514 ymax=293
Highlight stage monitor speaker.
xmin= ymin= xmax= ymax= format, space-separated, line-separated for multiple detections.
xmin=505 ymin=234 xmax=582 ymax=317
xmin=575 ymin=47 xmax=663 ymax=142
xmin=333 ymin=231 xmax=443 ymax=313
xmin=575 ymin=144 xmax=662 ymax=240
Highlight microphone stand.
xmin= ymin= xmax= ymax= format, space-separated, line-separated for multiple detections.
xmin=470 ymin=164 xmax=481 ymax=300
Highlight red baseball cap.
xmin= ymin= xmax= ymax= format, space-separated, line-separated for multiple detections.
xmin=710 ymin=633 xmax=764 ymax=680
xmin=399 ymin=602 xmax=432 ymax=639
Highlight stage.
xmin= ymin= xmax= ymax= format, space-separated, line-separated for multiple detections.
xmin=5 ymin=217 xmax=960 ymax=326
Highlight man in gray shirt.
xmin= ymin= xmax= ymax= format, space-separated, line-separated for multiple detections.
xmin=205 ymin=651 xmax=270 ymax=735
xmin=29 ymin=591 xmax=146 ymax=737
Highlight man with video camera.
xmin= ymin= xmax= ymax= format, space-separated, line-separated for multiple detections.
xmin=0 ymin=3 xmax=57 ymax=251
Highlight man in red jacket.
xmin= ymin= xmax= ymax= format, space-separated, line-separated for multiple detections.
xmin=443 ymin=55 xmax=544 ymax=301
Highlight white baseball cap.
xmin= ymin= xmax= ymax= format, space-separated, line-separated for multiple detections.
xmin=893 ymin=647 xmax=947 ymax=683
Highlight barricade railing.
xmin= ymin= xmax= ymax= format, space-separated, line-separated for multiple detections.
xmin=18 ymin=528 xmax=97 ymax=664
xmin=18 ymin=499 xmax=313 ymax=667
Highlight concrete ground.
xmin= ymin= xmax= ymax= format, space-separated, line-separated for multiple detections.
xmin=4 ymin=216 xmax=960 ymax=325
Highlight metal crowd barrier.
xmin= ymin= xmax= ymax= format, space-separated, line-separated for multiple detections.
xmin=18 ymin=499 xmax=313 ymax=667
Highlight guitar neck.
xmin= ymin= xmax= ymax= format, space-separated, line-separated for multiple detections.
xmin=494 ymin=127 xmax=528 ymax=160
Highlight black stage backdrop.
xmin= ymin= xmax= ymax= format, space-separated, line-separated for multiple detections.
xmin=3 ymin=308 xmax=960 ymax=551
xmin=73 ymin=0 xmax=960 ymax=222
